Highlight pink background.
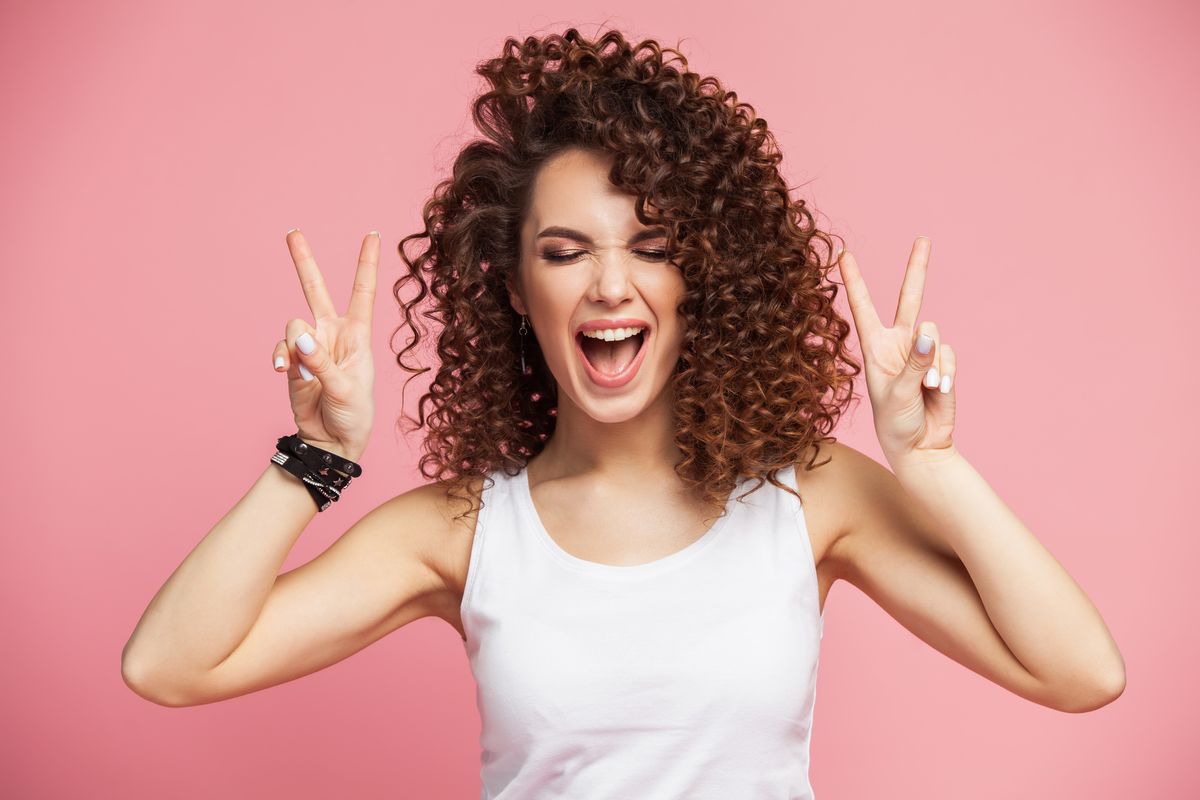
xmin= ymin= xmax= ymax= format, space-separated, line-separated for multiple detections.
xmin=3 ymin=0 xmax=1194 ymax=797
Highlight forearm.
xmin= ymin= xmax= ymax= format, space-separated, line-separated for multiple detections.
xmin=122 ymin=462 xmax=323 ymax=686
xmin=890 ymin=447 xmax=1125 ymax=698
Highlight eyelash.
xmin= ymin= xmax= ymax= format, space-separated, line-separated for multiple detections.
xmin=541 ymin=250 xmax=668 ymax=263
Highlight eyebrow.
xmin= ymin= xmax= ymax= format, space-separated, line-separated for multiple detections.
xmin=535 ymin=226 xmax=668 ymax=246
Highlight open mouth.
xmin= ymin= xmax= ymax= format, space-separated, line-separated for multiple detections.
xmin=575 ymin=329 xmax=649 ymax=388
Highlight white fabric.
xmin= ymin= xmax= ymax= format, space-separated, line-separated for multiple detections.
xmin=461 ymin=463 xmax=825 ymax=799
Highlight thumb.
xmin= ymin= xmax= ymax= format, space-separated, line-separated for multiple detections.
xmin=902 ymin=321 xmax=939 ymax=394
xmin=290 ymin=326 xmax=348 ymax=395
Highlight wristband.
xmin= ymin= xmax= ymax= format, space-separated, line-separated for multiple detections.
xmin=270 ymin=433 xmax=363 ymax=511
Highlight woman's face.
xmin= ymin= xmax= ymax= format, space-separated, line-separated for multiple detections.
xmin=509 ymin=147 xmax=686 ymax=424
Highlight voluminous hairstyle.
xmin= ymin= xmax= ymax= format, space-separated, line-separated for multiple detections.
xmin=393 ymin=27 xmax=861 ymax=519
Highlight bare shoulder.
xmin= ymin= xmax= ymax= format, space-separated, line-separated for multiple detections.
xmin=792 ymin=438 xmax=881 ymax=582
xmin=797 ymin=437 xmax=952 ymax=587
xmin=391 ymin=475 xmax=485 ymax=640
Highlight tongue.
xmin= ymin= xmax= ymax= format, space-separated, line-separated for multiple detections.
xmin=581 ymin=334 xmax=641 ymax=376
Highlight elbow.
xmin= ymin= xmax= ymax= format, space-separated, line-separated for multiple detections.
xmin=1053 ymin=667 xmax=1126 ymax=713
xmin=1095 ymin=665 xmax=1127 ymax=707
xmin=120 ymin=657 xmax=196 ymax=708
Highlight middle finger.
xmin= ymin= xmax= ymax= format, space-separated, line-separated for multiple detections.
xmin=893 ymin=236 xmax=931 ymax=331
xmin=286 ymin=229 xmax=338 ymax=320
xmin=346 ymin=231 xmax=380 ymax=325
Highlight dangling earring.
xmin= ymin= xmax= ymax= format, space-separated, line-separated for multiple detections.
xmin=518 ymin=314 xmax=530 ymax=376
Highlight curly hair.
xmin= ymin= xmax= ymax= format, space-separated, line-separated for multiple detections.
xmin=392 ymin=27 xmax=861 ymax=521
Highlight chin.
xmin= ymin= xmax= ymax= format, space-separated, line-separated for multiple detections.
xmin=576 ymin=394 xmax=653 ymax=424
xmin=560 ymin=365 xmax=674 ymax=425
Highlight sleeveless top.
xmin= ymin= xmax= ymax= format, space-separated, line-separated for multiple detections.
xmin=460 ymin=464 xmax=826 ymax=799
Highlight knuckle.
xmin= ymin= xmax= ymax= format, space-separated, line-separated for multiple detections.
xmin=289 ymin=325 xmax=317 ymax=347
xmin=300 ymin=276 xmax=326 ymax=297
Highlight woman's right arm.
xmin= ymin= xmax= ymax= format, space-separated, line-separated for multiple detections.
xmin=120 ymin=465 xmax=456 ymax=708
xmin=120 ymin=229 xmax=457 ymax=706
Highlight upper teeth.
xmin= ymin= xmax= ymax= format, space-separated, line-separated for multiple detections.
xmin=582 ymin=326 xmax=646 ymax=342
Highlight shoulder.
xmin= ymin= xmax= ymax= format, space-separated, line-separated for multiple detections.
xmin=349 ymin=475 xmax=485 ymax=641
xmin=797 ymin=438 xmax=957 ymax=585
xmin=382 ymin=475 xmax=486 ymax=601
xmin=792 ymin=438 xmax=889 ymax=579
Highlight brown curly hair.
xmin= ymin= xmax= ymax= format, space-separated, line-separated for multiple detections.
xmin=391 ymin=27 xmax=861 ymax=521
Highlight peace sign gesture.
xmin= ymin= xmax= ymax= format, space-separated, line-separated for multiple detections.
xmin=270 ymin=230 xmax=380 ymax=462
xmin=837 ymin=236 xmax=957 ymax=467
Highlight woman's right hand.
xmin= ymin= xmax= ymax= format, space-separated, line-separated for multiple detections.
xmin=271 ymin=230 xmax=379 ymax=462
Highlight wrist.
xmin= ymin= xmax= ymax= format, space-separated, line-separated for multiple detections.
xmin=274 ymin=433 xmax=364 ymax=513
xmin=296 ymin=435 xmax=365 ymax=463
xmin=885 ymin=442 xmax=962 ymax=477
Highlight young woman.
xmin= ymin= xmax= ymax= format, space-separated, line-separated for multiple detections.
xmin=122 ymin=28 xmax=1125 ymax=799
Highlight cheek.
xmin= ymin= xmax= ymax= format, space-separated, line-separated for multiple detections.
xmin=656 ymin=279 xmax=688 ymax=334
xmin=525 ymin=281 xmax=576 ymax=324
xmin=525 ymin=290 xmax=579 ymax=362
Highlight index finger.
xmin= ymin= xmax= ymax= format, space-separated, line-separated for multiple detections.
xmin=286 ymin=230 xmax=338 ymax=320
xmin=838 ymin=249 xmax=884 ymax=342
xmin=346 ymin=231 xmax=380 ymax=325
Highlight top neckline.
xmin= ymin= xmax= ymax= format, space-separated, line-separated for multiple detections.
xmin=514 ymin=466 xmax=740 ymax=580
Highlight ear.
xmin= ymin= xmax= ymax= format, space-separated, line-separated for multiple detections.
xmin=506 ymin=275 xmax=528 ymax=317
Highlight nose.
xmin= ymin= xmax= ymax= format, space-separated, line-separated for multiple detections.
xmin=586 ymin=250 xmax=636 ymax=307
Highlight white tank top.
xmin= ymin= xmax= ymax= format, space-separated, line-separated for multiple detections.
xmin=460 ymin=463 xmax=825 ymax=799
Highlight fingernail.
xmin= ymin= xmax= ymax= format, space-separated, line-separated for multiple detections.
xmin=298 ymin=363 xmax=314 ymax=381
xmin=368 ymin=230 xmax=380 ymax=237
xmin=287 ymin=227 xmax=299 ymax=234
xmin=297 ymin=332 xmax=316 ymax=355
xmin=924 ymin=366 xmax=940 ymax=388
xmin=916 ymin=333 xmax=933 ymax=355
xmin=939 ymin=373 xmax=952 ymax=394
xmin=274 ymin=355 xmax=285 ymax=370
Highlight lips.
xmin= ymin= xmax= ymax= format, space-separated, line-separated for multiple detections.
xmin=574 ymin=317 xmax=651 ymax=336
xmin=575 ymin=328 xmax=650 ymax=389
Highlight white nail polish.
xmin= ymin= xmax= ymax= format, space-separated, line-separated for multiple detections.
xmin=297 ymin=332 xmax=316 ymax=354
xmin=939 ymin=373 xmax=952 ymax=394
xmin=298 ymin=364 xmax=314 ymax=381
xmin=274 ymin=355 xmax=285 ymax=370
xmin=924 ymin=366 xmax=939 ymax=388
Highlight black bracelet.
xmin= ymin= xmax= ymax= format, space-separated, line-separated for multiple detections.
xmin=270 ymin=433 xmax=363 ymax=512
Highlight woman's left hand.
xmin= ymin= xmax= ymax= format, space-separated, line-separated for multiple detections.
xmin=836 ymin=236 xmax=958 ymax=467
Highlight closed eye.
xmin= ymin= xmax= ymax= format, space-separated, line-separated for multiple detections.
xmin=637 ymin=250 xmax=669 ymax=261
xmin=541 ymin=250 xmax=669 ymax=263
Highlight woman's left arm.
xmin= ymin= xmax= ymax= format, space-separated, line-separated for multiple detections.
xmin=835 ymin=441 xmax=1127 ymax=713
xmin=830 ymin=237 xmax=1126 ymax=713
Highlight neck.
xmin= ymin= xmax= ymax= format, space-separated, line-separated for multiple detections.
xmin=531 ymin=383 xmax=683 ymax=484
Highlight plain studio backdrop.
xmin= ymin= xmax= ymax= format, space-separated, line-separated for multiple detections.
xmin=1 ymin=1 xmax=1194 ymax=797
